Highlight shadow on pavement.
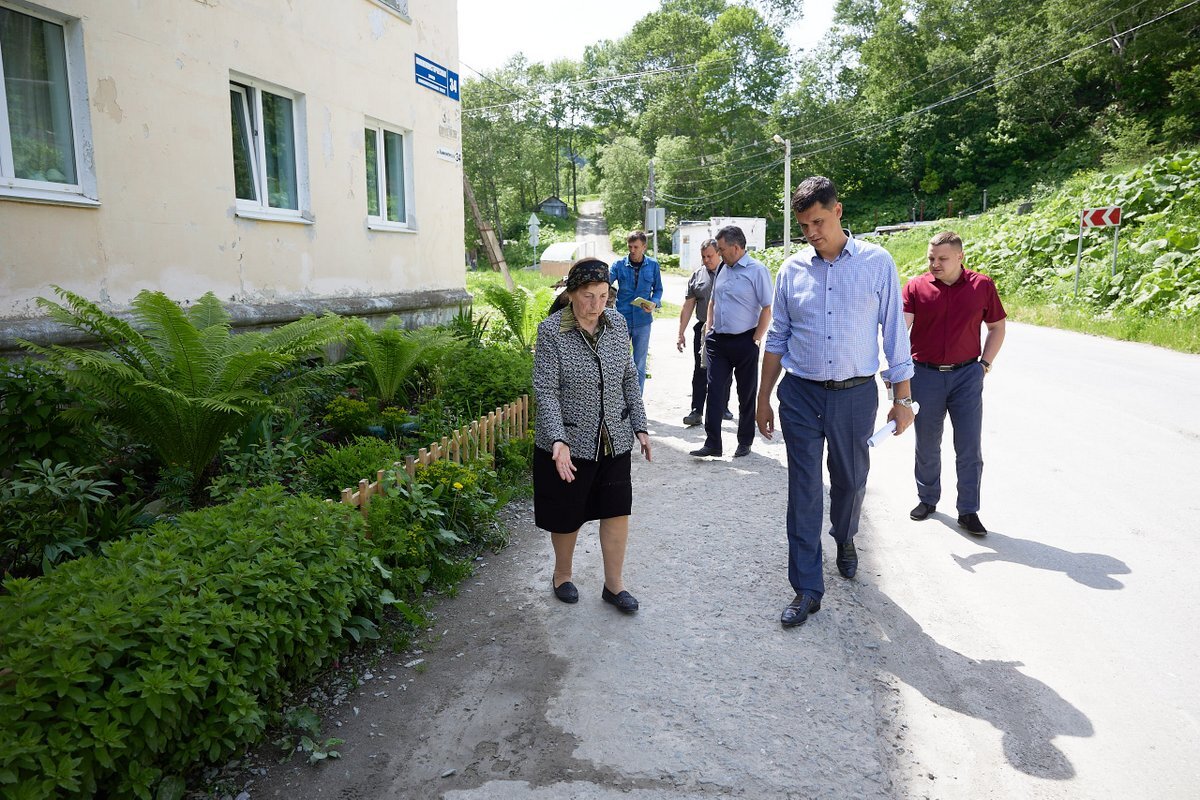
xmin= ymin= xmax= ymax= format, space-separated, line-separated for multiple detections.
xmin=861 ymin=582 xmax=1094 ymax=780
xmin=937 ymin=518 xmax=1132 ymax=590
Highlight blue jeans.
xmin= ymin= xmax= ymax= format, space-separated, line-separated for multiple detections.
xmin=911 ymin=361 xmax=985 ymax=514
xmin=777 ymin=374 xmax=877 ymax=599
xmin=628 ymin=323 xmax=651 ymax=394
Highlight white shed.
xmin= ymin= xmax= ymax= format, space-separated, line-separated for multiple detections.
xmin=539 ymin=241 xmax=597 ymax=278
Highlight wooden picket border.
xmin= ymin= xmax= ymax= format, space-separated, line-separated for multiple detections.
xmin=335 ymin=394 xmax=530 ymax=518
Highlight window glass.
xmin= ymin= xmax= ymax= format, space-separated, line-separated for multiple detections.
xmin=261 ymin=90 xmax=297 ymax=210
xmin=383 ymin=129 xmax=405 ymax=223
xmin=1 ymin=8 xmax=77 ymax=184
xmin=364 ymin=128 xmax=379 ymax=217
xmin=230 ymin=88 xmax=256 ymax=201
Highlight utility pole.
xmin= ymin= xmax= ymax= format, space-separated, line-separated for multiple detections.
xmin=648 ymin=159 xmax=657 ymax=259
xmin=773 ymin=135 xmax=791 ymax=257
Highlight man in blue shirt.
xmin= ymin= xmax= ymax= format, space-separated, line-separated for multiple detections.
xmin=609 ymin=231 xmax=663 ymax=394
xmin=690 ymin=225 xmax=773 ymax=459
xmin=757 ymin=176 xmax=915 ymax=628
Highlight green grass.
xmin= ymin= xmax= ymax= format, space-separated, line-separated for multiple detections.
xmin=501 ymin=212 xmax=579 ymax=269
xmin=1005 ymin=299 xmax=1200 ymax=352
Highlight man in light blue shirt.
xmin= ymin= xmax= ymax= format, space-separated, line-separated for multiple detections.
xmin=690 ymin=225 xmax=772 ymax=459
xmin=756 ymin=176 xmax=915 ymax=628
xmin=608 ymin=230 xmax=663 ymax=394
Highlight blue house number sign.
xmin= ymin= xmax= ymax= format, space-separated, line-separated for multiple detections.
xmin=415 ymin=54 xmax=460 ymax=102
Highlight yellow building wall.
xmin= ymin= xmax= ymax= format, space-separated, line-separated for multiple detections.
xmin=0 ymin=0 xmax=464 ymax=320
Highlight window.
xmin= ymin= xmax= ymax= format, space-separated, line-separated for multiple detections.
xmin=0 ymin=3 xmax=96 ymax=205
xmin=364 ymin=120 xmax=413 ymax=230
xmin=229 ymin=75 xmax=308 ymax=221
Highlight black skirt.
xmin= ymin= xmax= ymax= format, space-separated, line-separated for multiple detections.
xmin=533 ymin=447 xmax=633 ymax=533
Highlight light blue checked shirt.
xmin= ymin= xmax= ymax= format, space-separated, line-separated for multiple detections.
xmin=764 ymin=232 xmax=914 ymax=384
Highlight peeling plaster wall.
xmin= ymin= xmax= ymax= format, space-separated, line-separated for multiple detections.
xmin=0 ymin=0 xmax=465 ymax=323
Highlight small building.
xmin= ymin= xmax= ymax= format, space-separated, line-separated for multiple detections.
xmin=672 ymin=216 xmax=767 ymax=273
xmin=539 ymin=241 xmax=595 ymax=278
xmin=536 ymin=196 xmax=569 ymax=219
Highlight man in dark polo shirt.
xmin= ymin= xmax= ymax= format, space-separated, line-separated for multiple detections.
xmin=902 ymin=231 xmax=1007 ymax=535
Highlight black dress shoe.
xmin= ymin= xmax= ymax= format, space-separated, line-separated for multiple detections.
xmin=780 ymin=592 xmax=821 ymax=627
xmin=733 ymin=443 xmax=752 ymax=458
xmin=682 ymin=410 xmax=702 ymax=426
xmin=690 ymin=445 xmax=722 ymax=457
xmin=602 ymin=585 xmax=639 ymax=613
xmin=836 ymin=539 xmax=858 ymax=579
xmin=552 ymin=579 xmax=579 ymax=604
xmin=958 ymin=513 xmax=988 ymax=536
xmin=722 ymin=409 xmax=735 ymax=421
xmin=910 ymin=502 xmax=936 ymax=521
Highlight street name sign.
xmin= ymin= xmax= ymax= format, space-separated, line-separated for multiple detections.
xmin=415 ymin=54 xmax=459 ymax=101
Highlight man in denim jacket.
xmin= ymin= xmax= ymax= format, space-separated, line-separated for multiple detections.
xmin=609 ymin=230 xmax=663 ymax=394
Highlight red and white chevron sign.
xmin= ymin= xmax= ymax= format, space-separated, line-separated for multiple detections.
xmin=1081 ymin=206 xmax=1122 ymax=228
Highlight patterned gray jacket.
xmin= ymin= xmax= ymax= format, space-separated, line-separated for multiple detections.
xmin=533 ymin=308 xmax=649 ymax=461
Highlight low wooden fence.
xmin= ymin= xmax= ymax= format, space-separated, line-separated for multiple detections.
xmin=338 ymin=394 xmax=530 ymax=517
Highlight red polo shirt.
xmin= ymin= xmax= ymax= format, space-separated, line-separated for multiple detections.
xmin=902 ymin=268 xmax=1006 ymax=364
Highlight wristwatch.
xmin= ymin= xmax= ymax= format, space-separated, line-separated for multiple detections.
xmin=981 ymin=359 xmax=992 ymax=374
xmin=894 ymin=396 xmax=914 ymax=408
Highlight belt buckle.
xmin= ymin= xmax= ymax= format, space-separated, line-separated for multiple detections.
xmin=937 ymin=365 xmax=953 ymax=372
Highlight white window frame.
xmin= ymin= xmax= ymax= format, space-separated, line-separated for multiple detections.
xmin=367 ymin=0 xmax=411 ymax=22
xmin=0 ymin=1 xmax=98 ymax=207
xmin=364 ymin=118 xmax=415 ymax=233
xmin=229 ymin=72 xmax=310 ymax=224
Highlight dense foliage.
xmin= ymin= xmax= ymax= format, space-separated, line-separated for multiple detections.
xmin=0 ymin=488 xmax=383 ymax=798
xmin=462 ymin=0 xmax=1200 ymax=244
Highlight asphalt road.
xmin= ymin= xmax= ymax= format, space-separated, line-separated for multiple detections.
xmin=243 ymin=223 xmax=1200 ymax=799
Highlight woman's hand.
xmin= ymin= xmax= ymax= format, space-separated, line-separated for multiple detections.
xmin=637 ymin=431 xmax=652 ymax=462
xmin=552 ymin=441 xmax=577 ymax=483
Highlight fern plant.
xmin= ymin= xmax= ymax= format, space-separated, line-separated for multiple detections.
xmin=22 ymin=287 xmax=348 ymax=486
xmin=480 ymin=285 xmax=552 ymax=350
xmin=344 ymin=315 xmax=455 ymax=404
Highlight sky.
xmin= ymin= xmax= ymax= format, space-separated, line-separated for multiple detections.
xmin=456 ymin=0 xmax=837 ymax=76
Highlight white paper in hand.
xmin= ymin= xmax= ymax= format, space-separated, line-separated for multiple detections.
xmin=867 ymin=401 xmax=920 ymax=447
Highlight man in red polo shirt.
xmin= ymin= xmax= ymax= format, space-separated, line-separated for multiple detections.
xmin=902 ymin=231 xmax=1007 ymax=535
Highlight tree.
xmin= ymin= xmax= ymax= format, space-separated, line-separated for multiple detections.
xmin=599 ymin=136 xmax=649 ymax=227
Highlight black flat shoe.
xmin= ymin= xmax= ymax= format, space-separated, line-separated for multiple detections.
xmin=910 ymin=502 xmax=936 ymax=521
xmin=602 ymin=585 xmax=639 ymax=613
xmin=553 ymin=579 xmax=579 ymax=604
xmin=780 ymin=592 xmax=820 ymax=627
xmin=733 ymin=443 xmax=752 ymax=458
xmin=958 ymin=513 xmax=988 ymax=536
xmin=690 ymin=445 xmax=722 ymax=458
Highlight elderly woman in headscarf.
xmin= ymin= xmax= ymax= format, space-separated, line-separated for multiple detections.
xmin=533 ymin=258 xmax=652 ymax=613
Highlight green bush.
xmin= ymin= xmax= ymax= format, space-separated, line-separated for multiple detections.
xmin=367 ymin=475 xmax=468 ymax=598
xmin=494 ymin=431 xmax=534 ymax=500
xmin=414 ymin=459 xmax=500 ymax=543
xmin=437 ymin=345 xmax=533 ymax=416
xmin=300 ymin=437 xmax=407 ymax=498
xmin=0 ymin=459 xmax=148 ymax=579
xmin=206 ymin=415 xmax=322 ymax=502
xmin=322 ymin=395 xmax=374 ymax=438
xmin=0 ymin=486 xmax=382 ymax=798
xmin=0 ymin=358 xmax=101 ymax=473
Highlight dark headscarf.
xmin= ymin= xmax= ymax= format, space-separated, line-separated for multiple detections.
xmin=565 ymin=257 xmax=610 ymax=292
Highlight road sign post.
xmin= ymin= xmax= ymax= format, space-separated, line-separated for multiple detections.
xmin=1073 ymin=205 xmax=1123 ymax=296
xmin=527 ymin=213 xmax=540 ymax=267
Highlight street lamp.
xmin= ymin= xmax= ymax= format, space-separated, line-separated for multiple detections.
xmin=773 ymin=134 xmax=792 ymax=258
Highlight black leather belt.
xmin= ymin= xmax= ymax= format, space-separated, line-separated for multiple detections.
xmin=915 ymin=359 xmax=977 ymax=372
xmin=798 ymin=375 xmax=873 ymax=390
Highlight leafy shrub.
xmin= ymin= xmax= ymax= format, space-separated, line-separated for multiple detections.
xmin=300 ymin=437 xmax=407 ymax=498
xmin=344 ymin=316 xmax=454 ymax=404
xmin=437 ymin=344 xmax=533 ymax=416
xmin=414 ymin=459 xmax=500 ymax=542
xmin=494 ymin=431 xmax=535 ymax=500
xmin=206 ymin=415 xmax=322 ymax=502
xmin=0 ymin=459 xmax=133 ymax=578
xmin=446 ymin=304 xmax=489 ymax=346
xmin=367 ymin=474 xmax=468 ymax=597
xmin=22 ymin=288 xmax=348 ymax=486
xmin=0 ymin=486 xmax=383 ymax=798
xmin=0 ymin=358 xmax=101 ymax=472
xmin=480 ymin=285 xmax=552 ymax=350
xmin=322 ymin=395 xmax=374 ymax=438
